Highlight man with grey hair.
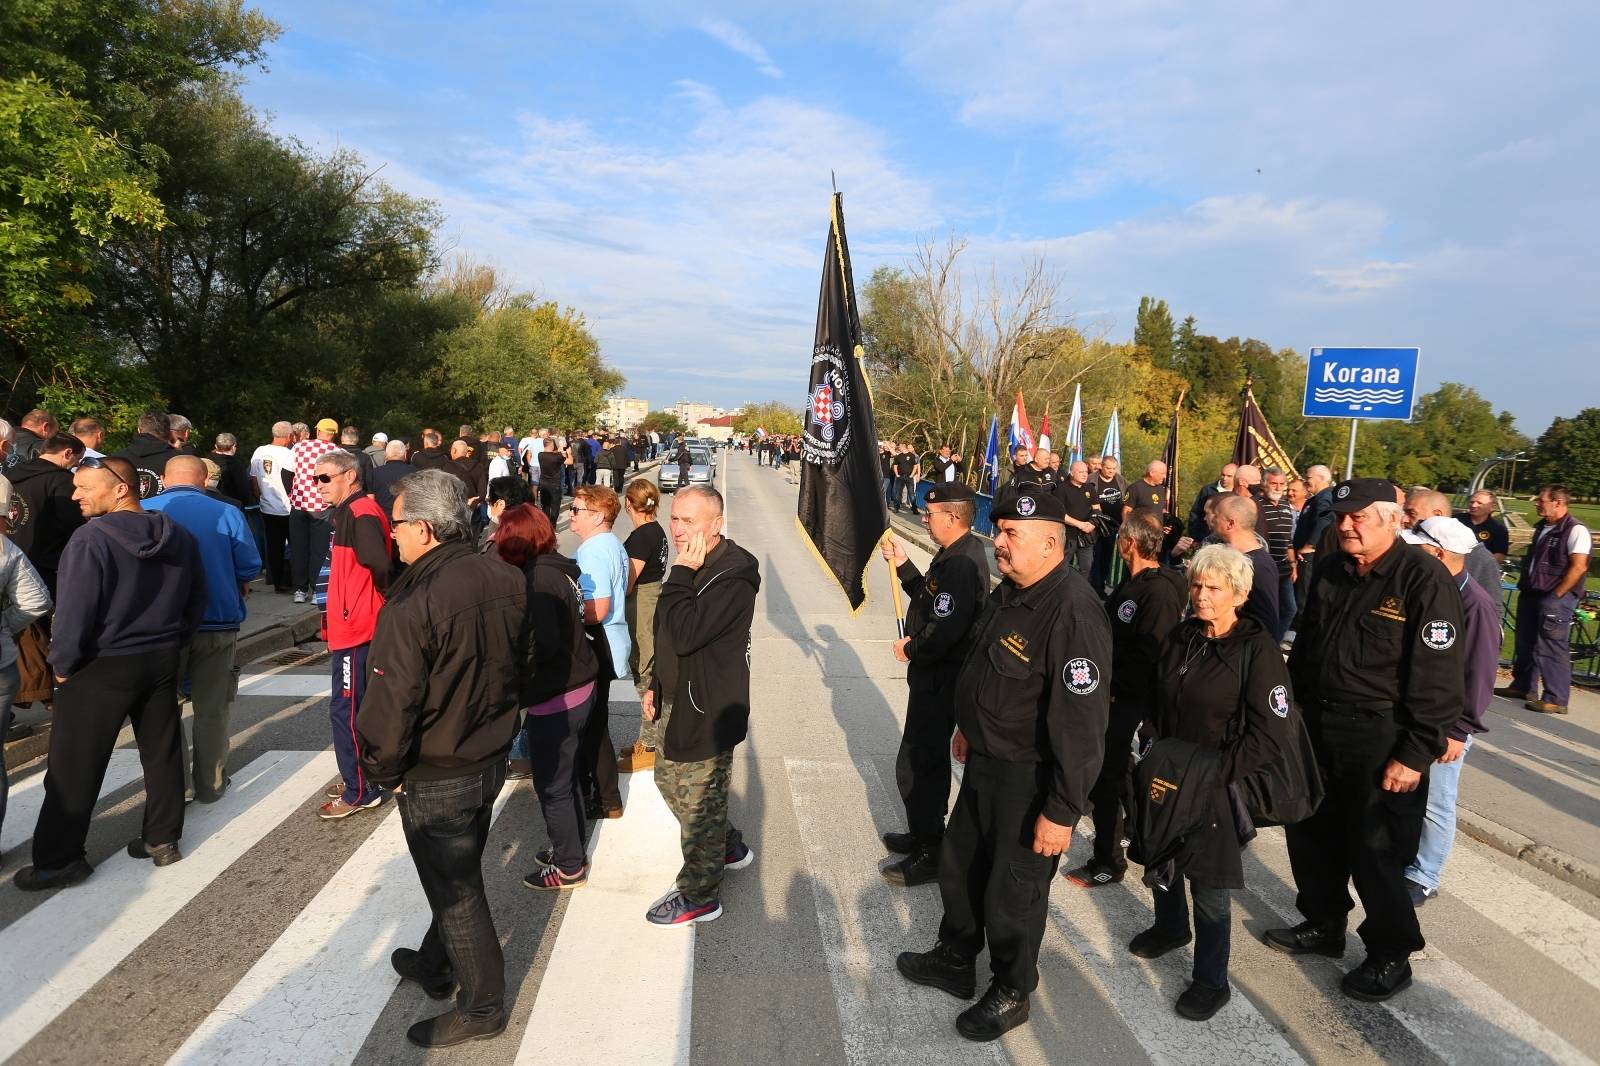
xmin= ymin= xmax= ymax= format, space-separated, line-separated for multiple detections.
xmin=1403 ymin=488 xmax=1501 ymax=596
xmin=249 ymin=421 xmax=296 ymax=592
xmin=357 ymin=468 xmax=527 ymax=1047
xmin=1215 ymin=494 xmax=1279 ymax=635
xmin=206 ymin=432 xmax=254 ymax=507
xmin=1267 ymin=478 xmax=1464 ymax=1003
xmin=168 ymin=413 xmax=196 ymax=455
xmin=313 ymin=447 xmax=392 ymax=820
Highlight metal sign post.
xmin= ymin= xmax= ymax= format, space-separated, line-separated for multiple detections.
xmin=1302 ymin=347 xmax=1422 ymax=478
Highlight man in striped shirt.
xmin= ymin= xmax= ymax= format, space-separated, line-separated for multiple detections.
xmin=1258 ymin=468 xmax=1298 ymax=642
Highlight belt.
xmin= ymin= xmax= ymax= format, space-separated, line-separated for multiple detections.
xmin=1311 ymin=698 xmax=1395 ymax=717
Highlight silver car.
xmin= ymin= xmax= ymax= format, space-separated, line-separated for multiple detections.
xmin=658 ymin=446 xmax=714 ymax=493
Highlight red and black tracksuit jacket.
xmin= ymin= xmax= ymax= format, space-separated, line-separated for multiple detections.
xmin=319 ymin=492 xmax=392 ymax=651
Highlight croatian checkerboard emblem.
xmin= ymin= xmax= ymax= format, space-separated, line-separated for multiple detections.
xmin=933 ymin=592 xmax=954 ymax=618
xmin=1017 ymin=496 xmax=1037 ymax=517
xmin=1422 ymin=619 xmax=1456 ymax=650
xmin=809 ymin=382 xmax=844 ymax=442
xmin=1064 ymin=657 xmax=1100 ymax=695
xmin=1269 ymin=684 xmax=1290 ymax=718
xmin=1336 ymin=484 xmax=1351 ymax=499
xmin=1117 ymin=600 xmax=1136 ymax=623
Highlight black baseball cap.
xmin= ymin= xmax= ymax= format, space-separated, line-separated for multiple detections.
xmin=1330 ymin=477 xmax=1400 ymax=513
xmin=924 ymin=483 xmax=976 ymax=504
xmin=992 ymin=489 xmax=1066 ymax=523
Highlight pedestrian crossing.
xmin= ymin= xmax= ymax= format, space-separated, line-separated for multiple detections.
xmin=2 ymin=739 xmax=1598 ymax=1064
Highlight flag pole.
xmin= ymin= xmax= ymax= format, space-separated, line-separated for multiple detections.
xmin=887 ymin=552 xmax=906 ymax=639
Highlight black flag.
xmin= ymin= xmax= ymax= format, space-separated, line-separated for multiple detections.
xmin=797 ymin=192 xmax=887 ymax=612
xmin=1158 ymin=389 xmax=1185 ymax=547
xmin=1231 ymin=379 xmax=1299 ymax=478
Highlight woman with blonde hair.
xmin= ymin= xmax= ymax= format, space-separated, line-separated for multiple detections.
xmin=618 ymin=479 xmax=668 ymax=772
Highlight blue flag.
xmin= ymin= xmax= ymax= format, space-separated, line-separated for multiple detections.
xmin=983 ymin=414 xmax=1000 ymax=494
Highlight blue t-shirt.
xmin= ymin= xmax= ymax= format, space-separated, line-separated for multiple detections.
xmin=575 ymin=531 xmax=632 ymax=676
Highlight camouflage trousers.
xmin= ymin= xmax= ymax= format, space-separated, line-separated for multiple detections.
xmin=654 ymin=701 xmax=742 ymax=904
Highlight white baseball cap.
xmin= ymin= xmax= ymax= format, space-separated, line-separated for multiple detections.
xmin=1401 ymin=516 xmax=1478 ymax=556
xmin=371 ymin=432 xmax=388 ymax=444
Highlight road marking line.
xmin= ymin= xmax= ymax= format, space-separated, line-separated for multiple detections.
xmin=1 ymin=749 xmax=145 ymax=856
xmin=1245 ymin=830 xmax=1589 ymax=1065
xmin=0 ymin=750 xmax=335 ymax=1051
xmin=785 ymin=756 xmax=1004 ymax=1065
xmin=514 ymin=772 xmax=692 ymax=1066
xmin=1431 ymin=838 xmax=1600 ymax=994
xmin=169 ymin=785 xmax=513 ymax=1065
xmin=238 ymin=673 xmax=329 ymax=698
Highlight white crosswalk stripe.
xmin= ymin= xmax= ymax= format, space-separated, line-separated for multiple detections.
xmin=0 ymin=749 xmax=145 ymax=857
xmin=0 ymin=751 xmax=335 ymax=1051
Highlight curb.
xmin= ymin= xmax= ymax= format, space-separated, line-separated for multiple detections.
xmin=2 ymin=607 xmax=323 ymax=773
xmin=1456 ymin=806 xmax=1600 ymax=899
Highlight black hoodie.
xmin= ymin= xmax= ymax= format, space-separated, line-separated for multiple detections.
xmin=48 ymin=510 xmax=207 ymax=677
xmin=650 ymin=537 xmax=761 ymax=762
xmin=5 ymin=456 xmax=84 ymax=585
xmin=113 ymin=433 xmax=182 ymax=499
xmin=520 ymin=552 xmax=600 ymax=707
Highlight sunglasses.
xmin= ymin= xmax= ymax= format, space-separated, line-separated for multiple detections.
xmin=313 ymin=472 xmax=349 ymax=484
xmin=569 ymin=506 xmax=593 ymax=516
xmin=78 ymin=456 xmax=135 ymax=491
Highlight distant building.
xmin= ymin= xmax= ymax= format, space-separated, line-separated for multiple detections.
xmin=602 ymin=396 xmax=650 ymax=430
xmin=696 ymin=413 xmax=738 ymax=443
xmin=672 ymin=401 xmax=727 ymax=429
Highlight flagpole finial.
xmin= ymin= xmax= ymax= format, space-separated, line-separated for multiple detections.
xmin=831 ymin=170 xmax=838 ymax=194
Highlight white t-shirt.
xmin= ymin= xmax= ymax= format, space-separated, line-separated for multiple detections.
xmin=250 ymin=444 xmax=295 ymax=516
xmin=518 ymin=436 xmax=539 ymax=465
xmin=488 ymin=455 xmax=511 ymax=481
xmin=1536 ymin=520 xmax=1593 ymax=556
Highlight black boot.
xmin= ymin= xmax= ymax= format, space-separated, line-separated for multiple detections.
xmin=1341 ymin=957 xmax=1413 ymax=1002
xmin=13 ymin=860 xmax=93 ymax=892
xmin=881 ymin=830 xmax=918 ymax=854
xmin=1128 ymin=926 xmax=1192 ymax=959
xmin=1175 ymin=980 xmax=1231 ymax=1020
xmin=1262 ymin=920 xmax=1347 ymax=958
xmin=126 ymin=838 xmax=182 ymax=867
xmin=881 ymin=846 xmax=940 ymax=887
xmin=895 ymin=941 xmax=976 ymax=999
xmin=956 ymin=982 xmax=1030 ymax=1041
xmin=405 ymin=1009 xmax=508 ymax=1048
xmin=391 ymin=948 xmax=455 ymax=1000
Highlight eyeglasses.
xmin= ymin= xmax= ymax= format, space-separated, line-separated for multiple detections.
xmin=78 ymin=456 xmax=134 ymax=491
xmin=569 ymin=506 xmax=593 ymax=516
xmin=313 ymin=473 xmax=345 ymax=484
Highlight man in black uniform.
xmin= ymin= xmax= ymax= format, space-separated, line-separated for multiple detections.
xmin=1265 ymin=478 xmax=1464 ymax=1002
xmin=879 ymin=483 xmax=993 ymax=886
xmin=897 ymin=488 xmax=1111 ymax=1042
xmin=1066 ymin=509 xmax=1185 ymax=887
xmin=1058 ymin=459 xmax=1098 ymax=579
xmin=1090 ymin=455 xmax=1128 ymax=595
xmin=1458 ymin=490 xmax=1510 ymax=565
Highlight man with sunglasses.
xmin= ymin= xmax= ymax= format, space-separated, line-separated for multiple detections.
xmin=16 ymin=456 xmax=206 ymax=890
xmin=311 ymin=450 xmax=393 ymax=819
xmin=877 ymin=482 xmax=992 ymax=887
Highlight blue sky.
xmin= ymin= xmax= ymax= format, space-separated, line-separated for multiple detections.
xmin=237 ymin=1 xmax=1597 ymax=436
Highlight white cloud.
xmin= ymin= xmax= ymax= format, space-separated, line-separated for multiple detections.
xmin=698 ymin=18 xmax=784 ymax=79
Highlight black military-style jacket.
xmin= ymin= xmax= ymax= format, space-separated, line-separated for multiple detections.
xmin=1288 ymin=540 xmax=1465 ymax=772
xmin=897 ymin=530 xmax=992 ymax=677
xmin=954 ymin=561 xmax=1112 ymax=826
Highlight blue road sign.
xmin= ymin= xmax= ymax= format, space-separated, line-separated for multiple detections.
xmin=1302 ymin=346 xmax=1420 ymax=420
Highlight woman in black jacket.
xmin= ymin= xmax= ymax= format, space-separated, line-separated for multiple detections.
xmin=1133 ymin=543 xmax=1292 ymax=1021
xmin=495 ymin=504 xmax=600 ymax=890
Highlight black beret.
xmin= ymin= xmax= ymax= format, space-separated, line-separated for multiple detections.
xmin=992 ymin=489 xmax=1066 ymax=522
xmin=1330 ymin=477 xmax=1400 ymax=513
xmin=925 ymin=482 xmax=976 ymax=504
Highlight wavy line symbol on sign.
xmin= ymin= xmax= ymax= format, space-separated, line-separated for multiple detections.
xmin=1311 ymin=388 xmax=1406 ymax=404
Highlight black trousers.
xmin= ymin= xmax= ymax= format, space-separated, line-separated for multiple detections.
xmin=399 ymin=761 xmax=507 ymax=1019
xmin=937 ymin=755 xmax=1058 ymax=993
xmin=576 ymin=670 xmax=620 ymax=812
xmin=288 ymin=508 xmax=331 ymax=592
xmin=1285 ymin=710 xmax=1428 ymax=960
xmin=33 ymin=649 xmax=184 ymax=870
xmin=260 ymin=511 xmax=290 ymax=590
xmin=896 ymin=668 xmax=958 ymax=844
xmin=1088 ymin=695 xmax=1147 ymax=869
xmin=538 ymin=482 xmax=562 ymax=528
xmin=1065 ymin=535 xmax=1094 ymax=579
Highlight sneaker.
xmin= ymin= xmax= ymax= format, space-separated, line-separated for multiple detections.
xmin=724 ymin=842 xmax=755 ymax=870
xmin=882 ymin=846 xmax=940 ymax=887
xmin=319 ymin=794 xmax=384 ymax=820
xmin=1341 ymin=956 xmax=1413 ymax=1002
xmin=126 ymin=838 xmax=182 ymax=866
xmin=326 ymin=782 xmax=346 ymax=799
xmin=523 ymin=862 xmax=588 ymax=890
xmin=1064 ymin=861 xmax=1125 ymax=888
xmin=1128 ymin=926 xmax=1192 ymax=959
xmin=645 ymin=890 xmax=722 ymax=927
xmin=293 ymin=589 xmax=307 ymax=604
xmin=1405 ymin=879 xmax=1433 ymax=907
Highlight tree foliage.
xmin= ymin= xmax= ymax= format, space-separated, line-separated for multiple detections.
xmin=638 ymin=410 xmax=687 ymax=434
xmin=733 ymin=401 xmax=801 ymax=437
xmin=1527 ymin=408 xmax=1600 ymax=497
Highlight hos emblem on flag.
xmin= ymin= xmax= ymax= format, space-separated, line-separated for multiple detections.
xmin=932 ymin=592 xmax=954 ymax=618
xmin=1064 ymin=657 xmax=1100 ymax=695
xmin=1422 ymin=619 xmax=1456 ymax=650
xmin=802 ymin=345 xmax=852 ymax=464
xmin=1116 ymin=599 xmax=1137 ymax=623
xmin=1269 ymin=684 xmax=1290 ymax=718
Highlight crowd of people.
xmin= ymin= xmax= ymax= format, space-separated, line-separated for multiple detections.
xmin=873 ymin=436 xmax=1589 ymax=1039
xmin=0 ymin=403 xmax=1592 ymax=1048
xmin=0 ymin=407 xmax=753 ymax=1048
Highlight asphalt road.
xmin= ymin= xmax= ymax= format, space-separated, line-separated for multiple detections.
xmin=2 ymin=451 xmax=1598 ymax=1065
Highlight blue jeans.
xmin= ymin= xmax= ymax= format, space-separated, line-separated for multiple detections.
xmin=1512 ymin=589 xmax=1576 ymax=706
xmin=398 ymin=762 xmax=507 ymax=1019
xmin=1153 ymin=878 xmax=1232 ymax=988
xmin=883 ymin=477 xmax=895 ymax=508
xmin=1404 ymin=734 xmax=1473 ymax=894
xmin=1276 ymin=571 xmax=1297 ymax=642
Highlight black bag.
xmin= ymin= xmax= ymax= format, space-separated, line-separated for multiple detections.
xmin=1225 ymin=643 xmax=1325 ymax=828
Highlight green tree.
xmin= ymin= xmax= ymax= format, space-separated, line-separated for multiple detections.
xmin=1134 ymin=297 xmax=1175 ymax=368
xmin=639 ymin=410 xmax=687 ymax=434
xmin=1370 ymin=383 xmax=1518 ymax=490
xmin=732 ymin=401 xmax=802 ymax=437
xmin=1527 ymin=408 xmax=1600 ymax=497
